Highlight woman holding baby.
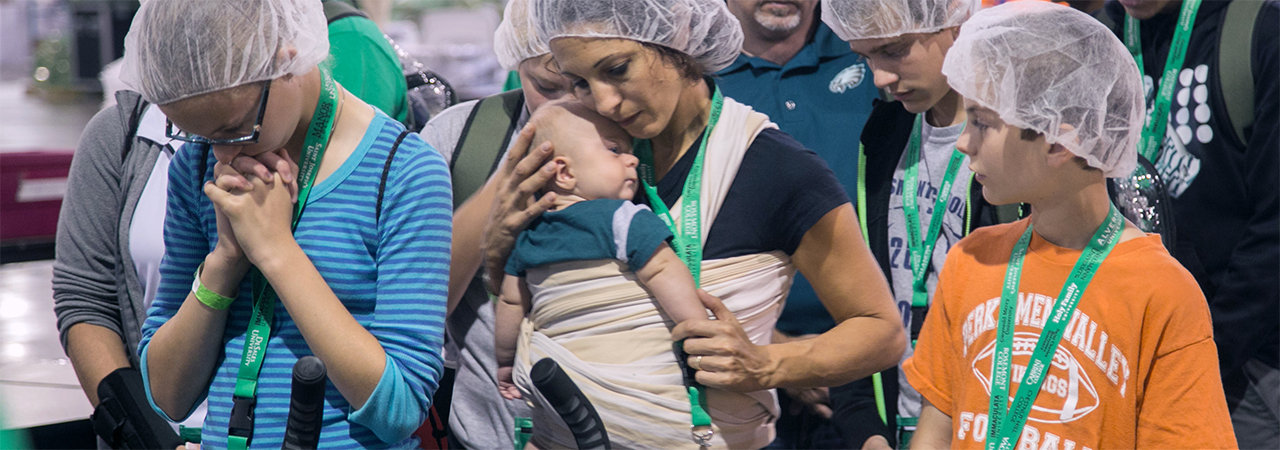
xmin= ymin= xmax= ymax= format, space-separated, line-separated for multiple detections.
xmin=480 ymin=0 xmax=905 ymax=447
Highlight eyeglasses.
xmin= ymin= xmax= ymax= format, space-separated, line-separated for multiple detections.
xmin=166 ymin=81 xmax=271 ymax=145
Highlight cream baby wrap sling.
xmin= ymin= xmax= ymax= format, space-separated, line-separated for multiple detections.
xmin=512 ymin=97 xmax=796 ymax=449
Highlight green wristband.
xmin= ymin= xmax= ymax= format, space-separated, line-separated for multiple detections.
xmin=192 ymin=262 xmax=236 ymax=310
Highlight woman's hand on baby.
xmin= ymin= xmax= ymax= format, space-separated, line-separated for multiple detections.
xmin=671 ymin=290 xmax=777 ymax=393
xmin=221 ymin=149 xmax=300 ymax=203
xmin=204 ymin=171 xmax=295 ymax=267
xmin=497 ymin=366 xmax=522 ymax=400
xmin=483 ymin=123 xmax=557 ymax=292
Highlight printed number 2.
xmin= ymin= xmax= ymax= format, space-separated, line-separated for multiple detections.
xmin=889 ymin=237 xmax=904 ymax=269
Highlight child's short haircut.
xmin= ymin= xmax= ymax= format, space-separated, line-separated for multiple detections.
xmin=941 ymin=1 xmax=1144 ymax=177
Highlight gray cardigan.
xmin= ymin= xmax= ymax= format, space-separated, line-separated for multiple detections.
xmin=419 ymin=98 xmax=532 ymax=450
xmin=53 ymin=90 xmax=167 ymax=367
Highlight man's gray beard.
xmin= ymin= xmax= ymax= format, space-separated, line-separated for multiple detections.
xmin=754 ymin=9 xmax=802 ymax=32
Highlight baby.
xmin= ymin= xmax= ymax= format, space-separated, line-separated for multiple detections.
xmin=494 ymin=99 xmax=706 ymax=400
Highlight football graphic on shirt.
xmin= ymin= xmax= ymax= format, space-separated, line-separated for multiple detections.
xmin=970 ymin=332 xmax=1099 ymax=424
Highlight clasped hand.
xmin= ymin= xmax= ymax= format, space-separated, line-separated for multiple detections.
xmin=204 ymin=149 xmax=300 ymax=267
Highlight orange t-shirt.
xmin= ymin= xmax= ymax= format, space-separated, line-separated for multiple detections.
xmin=903 ymin=219 xmax=1235 ymax=450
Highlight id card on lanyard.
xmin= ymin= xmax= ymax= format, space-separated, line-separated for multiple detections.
xmin=633 ymin=85 xmax=723 ymax=447
xmin=227 ymin=68 xmax=340 ymax=450
xmin=984 ymin=208 xmax=1125 ymax=450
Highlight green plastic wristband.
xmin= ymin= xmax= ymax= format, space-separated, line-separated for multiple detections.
xmin=192 ymin=262 xmax=235 ymax=310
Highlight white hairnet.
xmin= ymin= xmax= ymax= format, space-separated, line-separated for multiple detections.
xmin=495 ymin=0 xmax=548 ymax=72
xmin=822 ymin=0 xmax=979 ymax=41
xmin=119 ymin=0 xmax=329 ymax=105
xmin=942 ymin=1 xmax=1142 ymax=177
xmin=530 ymin=0 xmax=744 ymax=74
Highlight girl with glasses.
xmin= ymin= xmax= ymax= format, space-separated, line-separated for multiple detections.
xmin=118 ymin=0 xmax=450 ymax=448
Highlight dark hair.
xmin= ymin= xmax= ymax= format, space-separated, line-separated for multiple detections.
xmin=640 ymin=42 xmax=703 ymax=81
xmin=1018 ymin=127 xmax=1098 ymax=171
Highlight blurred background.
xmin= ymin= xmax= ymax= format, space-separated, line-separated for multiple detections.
xmin=0 ymin=1 xmax=505 ymax=446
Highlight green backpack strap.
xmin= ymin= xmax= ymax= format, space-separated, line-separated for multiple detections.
xmin=1218 ymin=0 xmax=1262 ymax=147
xmin=450 ymin=89 xmax=525 ymax=207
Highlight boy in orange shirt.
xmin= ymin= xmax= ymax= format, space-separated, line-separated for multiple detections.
xmin=903 ymin=2 xmax=1235 ymax=449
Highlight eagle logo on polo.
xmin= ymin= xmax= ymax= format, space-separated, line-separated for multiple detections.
xmin=1146 ymin=64 xmax=1211 ymax=198
xmin=829 ymin=63 xmax=867 ymax=94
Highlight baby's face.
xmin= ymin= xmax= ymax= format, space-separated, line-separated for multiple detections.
xmin=549 ymin=109 xmax=640 ymax=201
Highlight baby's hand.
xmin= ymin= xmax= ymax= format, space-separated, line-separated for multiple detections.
xmin=497 ymin=366 xmax=522 ymax=400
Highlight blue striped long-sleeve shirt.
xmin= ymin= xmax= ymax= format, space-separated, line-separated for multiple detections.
xmin=139 ymin=113 xmax=451 ymax=448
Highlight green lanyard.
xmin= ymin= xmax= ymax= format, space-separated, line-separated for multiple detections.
xmin=634 ymin=86 xmax=723 ymax=447
xmin=635 ymin=87 xmax=724 ymax=287
xmin=984 ymin=206 xmax=1124 ymax=450
xmin=902 ymin=115 xmax=966 ymax=313
xmin=227 ymin=68 xmax=340 ymax=450
xmin=856 ymin=128 xmax=973 ymax=432
xmin=1125 ymin=0 xmax=1202 ymax=163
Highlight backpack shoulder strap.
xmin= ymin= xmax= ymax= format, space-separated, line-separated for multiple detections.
xmin=322 ymin=0 xmax=368 ymax=24
xmin=118 ymin=92 xmax=149 ymax=161
xmin=1218 ymin=0 xmax=1263 ymax=147
xmin=450 ymin=89 xmax=525 ymax=208
xmin=376 ymin=130 xmax=414 ymax=224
